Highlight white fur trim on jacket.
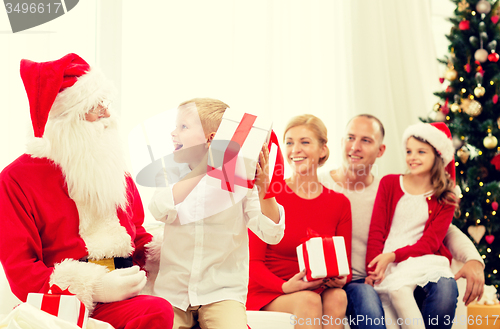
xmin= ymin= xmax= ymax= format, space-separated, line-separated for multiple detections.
xmin=141 ymin=231 xmax=164 ymax=295
xmin=49 ymin=68 xmax=116 ymax=120
xmin=76 ymin=204 xmax=134 ymax=260
xmin=49 ymin=259 xmax=108 ymax=312
xmin=402 ymin=123 xmax=454 ymax=165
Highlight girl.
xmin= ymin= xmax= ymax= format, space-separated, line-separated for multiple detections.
xmin=247 ymin=114 xmax=352 ymax=329
xmin=365 ymin=122 xmax=459 ymax=329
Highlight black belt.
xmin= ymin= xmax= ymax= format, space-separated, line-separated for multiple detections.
xmin=79 ymin=256 xmax=133 ymax=272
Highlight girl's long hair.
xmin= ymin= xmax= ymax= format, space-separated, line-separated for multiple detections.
xmin=414 ymin=136 xmax=459 ymax=210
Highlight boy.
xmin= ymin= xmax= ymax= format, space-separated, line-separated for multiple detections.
xmin=149 ymin=98 xmax=285 ymax=329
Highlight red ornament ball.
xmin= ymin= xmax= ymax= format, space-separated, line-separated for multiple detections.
xmin=492 ymin=154 xmax=500 ymax=171
xmin=492 ymin=15 xmax=500 ymax=25
xmin=459 ymin=20 xmax=470 ymax=30
xmin=489 ymin=53 xmax=500 ymax=62
xmin=493 ymin=94 xmax=499 ymax=104
xmin=493 ymin=201 xmax=499 ymax=211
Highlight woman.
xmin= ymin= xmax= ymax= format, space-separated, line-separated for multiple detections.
xmin=247 ymin=114 xmax=352 ymax=329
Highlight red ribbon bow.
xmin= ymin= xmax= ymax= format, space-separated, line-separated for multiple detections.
xmin=49 ymin=284 xmax=74 ymax=296
xmin=299 ymin=228 xmax=323 ymax=244
xmin=299 ymin=228 xmax=339 ymax=281
xmin=41 ymin=285 xmax=87 ymax=328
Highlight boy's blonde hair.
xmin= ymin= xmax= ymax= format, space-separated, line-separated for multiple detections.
xmin=179 ymin=98 xmax=229 ymax=136
xmin=284 ymin=114 xmax=330 ymax=167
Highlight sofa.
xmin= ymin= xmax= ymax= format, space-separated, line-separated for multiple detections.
xmin=0 ymin=259 xmax=470 ymax=329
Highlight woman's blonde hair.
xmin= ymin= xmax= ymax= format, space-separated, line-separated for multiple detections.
xmin=284 ymin=114 xmax=329 ymax=167
xmin=413 ymin=136 xmax=459 ymax=210
xmin=179 ymin=98 xmax=229 ymax=135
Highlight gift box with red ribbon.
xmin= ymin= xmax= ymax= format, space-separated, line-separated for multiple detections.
xmin=207 ymin=110 xmax=283 ymax=199
xmin=296 ymin=229 xmax=350 ymax=282
xmin=26 ymin=285 xmax=89 ymax=328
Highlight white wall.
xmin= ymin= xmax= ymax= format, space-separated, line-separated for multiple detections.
xmin=0 ymin=0 xmax=98 ymax=170
xmin=1 ymin=0 xmax=454 ymax=223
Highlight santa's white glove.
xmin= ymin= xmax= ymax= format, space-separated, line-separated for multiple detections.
xmin=92 ymin=266 xmax=147 ymax=303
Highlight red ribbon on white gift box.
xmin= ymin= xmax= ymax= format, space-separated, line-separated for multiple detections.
xmin=26 ymin=285 xmax=88 ymax=328
xmin=297 ymin=229 xmax=350 ymax=282
xmin=208 ymin=113 xmax=257 ymax=192
xmin=207 ymin=113 xmax=284 ymax=199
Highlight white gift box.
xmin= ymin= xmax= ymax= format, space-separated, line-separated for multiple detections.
xmin=27 ymin=292 xmax=89 ymax=328
xmin=207 ymin=110 xmax=273 ymax=192
xmin=296 ymin=236 xmax=350 ymax=282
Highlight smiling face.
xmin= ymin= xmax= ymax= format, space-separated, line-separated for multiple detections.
xmin=341 ymin=116 xmax=385 ymax=173
xmin=285 ymin=125 xmax=327 ymax=176
xmin=406 ymin=136 xmax=436 ymax=177
xmin=171 ymin=105 xmax=209 ymax=169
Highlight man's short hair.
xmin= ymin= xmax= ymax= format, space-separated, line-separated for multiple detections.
xmin=348 ymin=114 xmax=385 ymax=140
xmin=179 ymin=98 xmax=229 ymax=135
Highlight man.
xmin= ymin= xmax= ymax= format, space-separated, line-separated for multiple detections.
xmin=319 ymin=114 xmax=484 ymax=329
xmin=0 ymin=54 xmax=173 ymax=328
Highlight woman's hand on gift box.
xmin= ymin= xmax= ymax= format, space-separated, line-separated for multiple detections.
xmin=322 ymin=276 xmax=347 ymax=289
xmin=282 ymin=269 xmax=323 ymax=294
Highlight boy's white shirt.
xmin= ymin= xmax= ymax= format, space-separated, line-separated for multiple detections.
xmin=148 ymin=169 xmax=285 ymax=311
xmin=318 ymin=171 xmax=484 ymax=282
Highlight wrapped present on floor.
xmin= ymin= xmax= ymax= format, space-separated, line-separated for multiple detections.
xmin=467 ymin=285 xmax=500 ymax=329
xmin=26 ymin=285 xmax=89 ymax=329
xmin=296 ymin=229 xmax=350 ymax=282
xmin=207 ymin=109 xmax=283 ymax=198
xmin=467 ymin=304 xmax=500 ymax=329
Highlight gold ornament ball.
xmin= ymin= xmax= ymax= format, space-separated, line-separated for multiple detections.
xmin=476 ymin=0 xmax=492 ymax=14
xmin=475 ymin=49 xmax=489 ymax=63
xmin=435 ymin=111 xmax=446 ymax=122
xmin=428 ymin=110 xmax=446 ymax=122
xmin=484 ymin=134 xmax=498 ymax=149
xmin=445 ymin=68 xmax=458 ymax=81
xmin=453 ymin=136 xmax=464 ymax=149
xmin=433 ymin=102 xmax=441 ymax=112
xmin=474 ymin=86 xmax=486 ymax=98
xmin=462 ymin=98 xmax=483 ymax=117
xmin=457 ymin=146 xmax=471 ymax=164
xmin=451 ymin=103 xmax=461 ymax=113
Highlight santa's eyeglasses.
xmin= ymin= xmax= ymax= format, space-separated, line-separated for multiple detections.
xmin=88 ymin=100 xmax=111 ymax=117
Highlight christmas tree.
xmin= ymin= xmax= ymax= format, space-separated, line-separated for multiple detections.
xmin=428 ymin=0 xmax=500 ymax=288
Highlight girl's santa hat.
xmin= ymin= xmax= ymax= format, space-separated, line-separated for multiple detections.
xmin=402 ymin=122 xmax=456 ymax=184
xmin=20 ymin=53 xmax=115 ymax=138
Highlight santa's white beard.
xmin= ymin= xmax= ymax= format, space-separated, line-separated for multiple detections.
xmin=42 ymin=115 xmax=128 ymax=219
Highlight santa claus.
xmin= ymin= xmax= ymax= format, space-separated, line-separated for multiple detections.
xmin=0 ymin=53 xmax=173 ymax=328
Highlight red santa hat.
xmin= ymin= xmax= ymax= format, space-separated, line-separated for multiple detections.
xmin=402 ymin=122 xmax=456 ymax=184
xmin=20 ymin=53 xmax=114 ymax=138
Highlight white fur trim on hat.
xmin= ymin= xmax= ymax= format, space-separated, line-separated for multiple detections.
xmin=49 ymin=68 xmax=116 ymax=120
xmin=402 ymin=123 xmax=454 ymax=165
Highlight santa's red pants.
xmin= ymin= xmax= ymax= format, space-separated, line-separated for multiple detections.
xmin=92 ymin=295 xmax=174 ymax=329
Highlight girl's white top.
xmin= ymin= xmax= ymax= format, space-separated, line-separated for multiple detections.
xmin=374 ymin=176 xmax=454 ymax=293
